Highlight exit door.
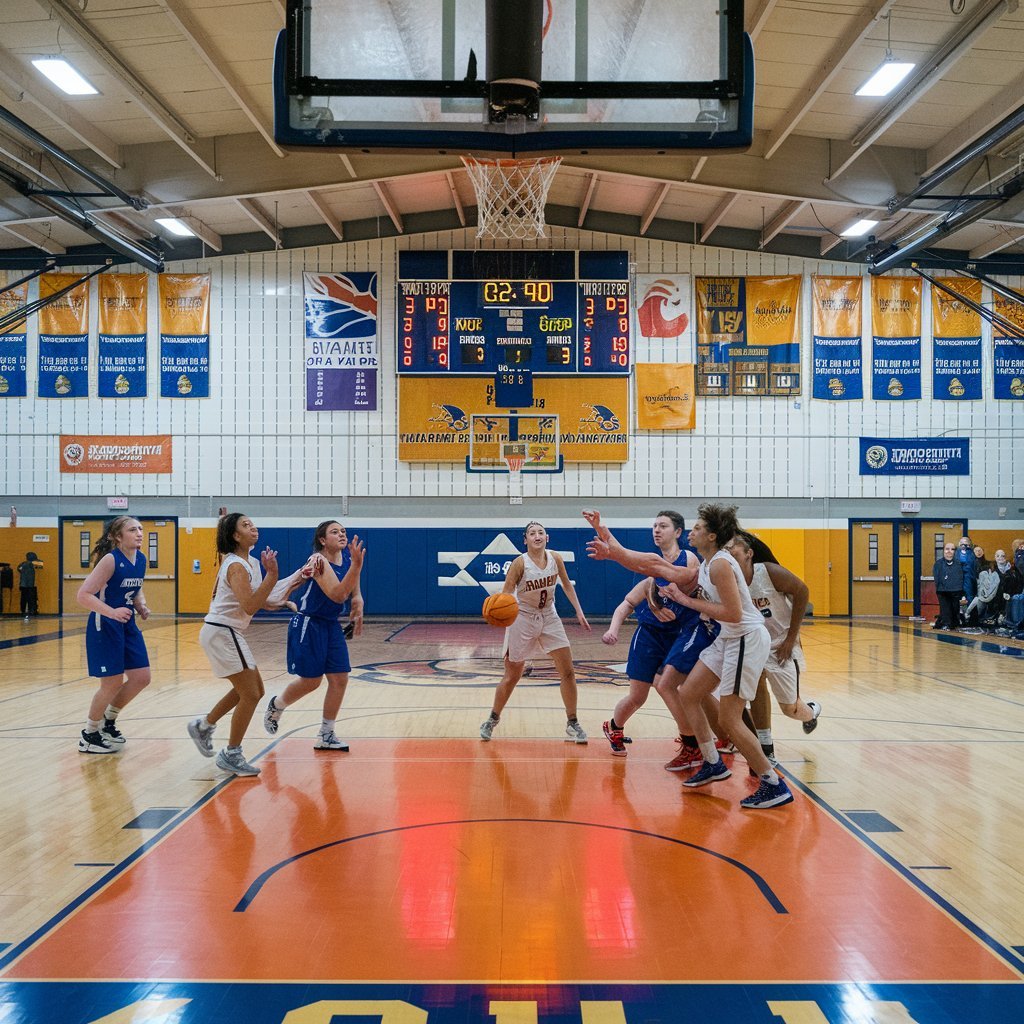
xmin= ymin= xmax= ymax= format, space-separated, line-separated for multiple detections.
xmin=61 ymin=517 xmax=178 ymax=615
xmin=850 ymin=521 xmax=895 ymax=615
xmin=918 ymin=520 xmax=967 ymax=623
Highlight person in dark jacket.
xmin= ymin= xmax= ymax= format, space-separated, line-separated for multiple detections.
xmin=957 ymin=536 xmax=978 ymax=603
xmin=17 ymin=552 xmax=42 ymax=618
xmin=934 ymin=542 xmax=964 ymax=630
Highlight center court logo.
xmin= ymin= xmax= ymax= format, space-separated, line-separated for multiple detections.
xmin=865 ymin=445 xmax=888 ymax=469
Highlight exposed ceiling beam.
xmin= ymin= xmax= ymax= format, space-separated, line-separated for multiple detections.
xmin=158 ymin=0 xmax=284 ymax=158
xmin=1 ymin=222 xmax=65 ymax=254
xmin=0 ymin=134 xmax=65 ymax=190
xmin=155 ymin=204 xmax=223 ymax=251
xmin=969 ymin=227 xmax=1024 ymax=259
xmin=700 ymin=192 xmax=741 ymax=243
xmin=372 ymin=181 xmax=403 ymax=233
xmin=689 ymin=156 xmax=708 ymax=181
xmin=33 ymin=0 xmax=218 ymax=178
xmin=764 ymin=0 xmax=894 ymax=161
xmin=577 ymin=171 xmax=598 ymax=227
xmin=91 ymin=208 xmax=150 ymax=239
xmin=640 ymin=182 xmax=671 ymax=236
xmin=339 ymin=154 xmax=358 ymax=179
xmin=305 ymin=189 xmax=344 ymax=241
xmin=746 ymin=0 xmax=780 ymax=41
xmin=827 ymin=0 xmax=1016 ymax=182
xmin=760 ymin=200 xmax=806 ymax=248
xmin=0 ymin=46 xmax=122 ymax=168
xmin=924 ymin=75 xmax=1024 ymax=176
xmin=445 ymin=172 xmax=466 ymax=227
xmin=236 ymin=197 xmax=280 ymax=246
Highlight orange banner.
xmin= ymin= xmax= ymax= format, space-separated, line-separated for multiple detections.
xmin=635 ymin=363 xmax=696 ymax=429
xmin=99 ymin=273 xmax=148 ymax=334
xmin=39 ymin=273 xmax=89 ymax=335
xmin=158 ymin=274 xmax=210 ymax=334
xmin=59 ymin=435 xmax=173 ymax=474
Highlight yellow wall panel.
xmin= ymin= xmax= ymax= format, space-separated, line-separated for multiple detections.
xmin=0 ymin=528 xmax=59 ymax=614
xmin=177 ymin=528 xmax=217 ymax=614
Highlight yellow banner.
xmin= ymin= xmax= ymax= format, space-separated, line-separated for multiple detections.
xmin=159 ymin=273 xmax=210 ymax=335
xmin=992 ymin=287 xmax=1024 ymax=334
xmin=0 ymin=278 xmax=28 ymax=335
xmin=746 ymin=276 xmax=802 ymax=345
xmin=39 ymin=273 xmax=89 ymax=335
xmin=932 ymin=278 xmax=982 ymax=336
xmin=635 ymin=364 xmax=695 ymax=429
xmin=812 ymin=276 xmax=862 ymax=336
xmin=871 ymin=276 xmax=921 ymax=336
xmin=99 ymin=274 xmax=148 ymax=335
xmin=399 ymin=377 xmax=628 ymax=462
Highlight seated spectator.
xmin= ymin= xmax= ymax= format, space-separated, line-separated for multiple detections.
xmin=994 ymin=549 xmax=1023 ymax=607
xmin=966 ymin=566 xmax=1000 ymax=627
xmin=1013 ymin=539 xmax=1024 ymax=577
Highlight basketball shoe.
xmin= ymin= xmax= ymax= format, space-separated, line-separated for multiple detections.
xmin=740 ymin=777 xmax=794 ymax=809
xmin=682 ymin=758 xmax=732 ymax=787
xmin=664 ymin=738 xmax=702 ymax=772
xmin=79 ymin=729 xmax=116 ymax=754
xmin=480 ymin=714 xmax=499 ymax=741
xmin=314 ymin=730 xmax=349 ymax=751
xmin=264 ymin=695 xmax=283 ymax=735
xmin=187 ymin=717 xmax=215 ymax=757
xmin=602 ymin=720 xmax=630 ymax=756
xmin=215 ymin=747 xmax=260 ymax=777
xmin=102 ymin=718 xmax=126 ymax=745
xmin=802 ymin=701 xmax=822 ymax=734
xmin=565 ymin=719 xmax=588 ymax=744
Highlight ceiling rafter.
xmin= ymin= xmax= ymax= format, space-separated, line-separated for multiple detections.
xmin=577 ymin=171 xmax=598 ymax=228
xmin=236 ymin=197 xmax=280 ymax=246
xmin=640 ymin=182 xmax=671 ymax=236
xmin=305 ymin=189 xmax=344 ymax=240
xmin=153 ymin=205 xmax=223 ymax=251
xmin=700 ymin=192 xmax=742 ymax=243
xmin=0 ymin=46 xmax=122 ymax=168
xmin=1 ymin=221 xmax=65 ymax=253
xmin=444 ymin=172 xmax=466 ymax=227
xmin=970 ymin=227 xmax=1024 ymax=259
xmin=372 ymin=181 xmax=403 ymax=233
xmin=760 ymin=200 xmax=807 ymax=248
xmin=32 ymin=0 xmax=218 ymax=178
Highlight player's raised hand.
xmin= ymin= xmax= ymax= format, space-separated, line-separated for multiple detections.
xmin=587 ymin=536 xmax=612 ymax=560
xmin=260 ymin=547 xmax=279 ymax=576
xmin=348 ymin=535 xmax=365 ymax=569
xmin=582 ymin=508 xmax=611 ymax=541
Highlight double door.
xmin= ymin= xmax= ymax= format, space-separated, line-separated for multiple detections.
xmin=61 ymin=517 xmax=177 ymax=615
xmin=850 ymin=519 xmax=966 ymax=617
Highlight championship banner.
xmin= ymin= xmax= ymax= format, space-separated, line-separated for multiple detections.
xmin=871 ymin=276 xmax=921 ymax=400
xmin=932 ymin=277 xmax=982 ymax=401
xmin=159 ymin=273 xmax=210 ymax=397
xmin=303 ymin=272 xmax=378 ymax=411
xmin=811 ymin=276 xmax=863 ymax=400
xmin=38 ymin=273 xmax=89 ymax=398
xmin=98 ymin=273 xmax=148 ymax=398
xmin=992 ymin=288 xmax=1024 ymax=400
xmin=399 ymin=376 xmax=628 ymax=462
xmin=59 ymin=434 xmax=172 ymax=474
xmin=634 ymin=275 xmax=692 ymax=360
xmin=0 ymin=276 xmax=29 ymax=397
xmin=695 ymin=276 xmax=801 ymax=396
xmin=859 ymin=436 xmax=969 ymax=476
xmin=635 ymin=363 xmax=696 ymax=429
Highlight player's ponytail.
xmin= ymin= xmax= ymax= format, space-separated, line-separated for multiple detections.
xmin=215 ymin=512 xmax=246 ymax=556
xmin=89 ymin=516 xmax=135 ymax=566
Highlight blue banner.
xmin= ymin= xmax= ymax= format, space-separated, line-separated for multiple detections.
xmin=38 ymin=333 xmax=88 ymax=397
xmin=0 ymin=330 xmax=26 ymax=397
xmin=933 ymin=335 xmax=982 ymax=400
xmin=98 ymin=334 xmax=147 ymax=397
xmin=871 ymin=335 xmax=922 ymax=399
xmin=860 ymin=437 xmax=969 ymax=476
xmin=159 ymin=274 xmax=210 ymax=398
xmin=993 ymin=337 xmax=1024 ymax=400
xmin=812 ymin=335 xmax=863 ymax=399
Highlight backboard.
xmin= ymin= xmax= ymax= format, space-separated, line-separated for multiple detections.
xmin=275 ymin=0 xmax=753 ymax=155
xmin=467 ymin=412 xmax=562 ymax=473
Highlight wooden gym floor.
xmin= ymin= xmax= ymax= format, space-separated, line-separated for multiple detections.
xmin=0 ymin=614 xmax=1022 ymax=1023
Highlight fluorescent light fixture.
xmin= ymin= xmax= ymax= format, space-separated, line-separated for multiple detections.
xmin=856 ymin=61 xmax=915 ymax=97
xmin=31 ymin=58 xmax=98 ymax=96
xmin=841 ymin=218 xmax=879 ymax=238
xmin=154 ymin=217 xmax=196 ymax=237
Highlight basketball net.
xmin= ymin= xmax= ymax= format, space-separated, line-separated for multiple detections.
xmin=501 ymin=442 xmax=527 ymax=505
xmin=462 ymin=155 xmax=561 ymax=239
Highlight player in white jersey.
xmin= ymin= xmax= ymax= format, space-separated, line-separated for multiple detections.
xmin=480 ymin=521 xmax=591 ymax=743
xmin=187 ymin=513 xmax=289 ymax=778
xmin=585 ymin=505 xmax=793 ymax=809
xmin=727 ymin=533 xmax=821 ymax=735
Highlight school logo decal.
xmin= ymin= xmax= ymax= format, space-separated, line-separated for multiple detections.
xmin=303 ymin=272 xmax=379 ymax=339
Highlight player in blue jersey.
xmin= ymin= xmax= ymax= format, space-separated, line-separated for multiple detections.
xmin=600 ymin=511 xmax=705 ymax=759
xmin=264 ymin=520 xmax=365 ymax=750
xmin=76 ymin=516 xmax=150 ymax=754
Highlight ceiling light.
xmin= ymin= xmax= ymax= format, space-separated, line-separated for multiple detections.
xmin=154 ymin=217 xmax=196 ymax=237
xmin=841 ymin=218 xmax=879 ymax=238
xmin=31 ymin=58 xmax=98 ymax=96
xmin=856 ymin=61 xmax=915 ymax=97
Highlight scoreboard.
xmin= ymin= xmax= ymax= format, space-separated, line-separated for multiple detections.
xmin=396 ymin=250 xmax=630 ymax=375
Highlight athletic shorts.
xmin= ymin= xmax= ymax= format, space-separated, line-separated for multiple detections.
xmin=287 ymin=614 xmax=351 ymax=678
xmin=503 ymin=607 xmax=570 ymax=662
xmin=86 ymin=613 xmax=149 ymax=678
xmin=625 ymin=624 xmax=678 ymax=684
xmin=199 ymin=621 xmax=255 ymax=678
xmin=699 ymin=626 xmax=771 ymax=702
xmin=763 ymin=644 xmax=806 ymax=706
xmin=664 ymin=619 xmax=720 ymax=676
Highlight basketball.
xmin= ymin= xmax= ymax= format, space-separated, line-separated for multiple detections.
xmin=647 ymin=577 xmax=664 ymax=609
xmin=482 ymin=592 xmax=519 ymax=628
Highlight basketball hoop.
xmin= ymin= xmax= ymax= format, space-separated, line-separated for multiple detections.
xmin=503 ymin=452 xmax=525 ymax=473
xmin=462 ymin=155 xmax=561 ymax=240
xmin=501 ymin=442 xmax=527 ymax=474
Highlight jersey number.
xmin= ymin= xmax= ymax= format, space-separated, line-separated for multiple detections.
xmin=538 ymin=591 xmax=548 ymax=608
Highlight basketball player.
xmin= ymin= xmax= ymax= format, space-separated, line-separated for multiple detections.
xmin=187 ymin=513 xmax=281 ymax=777
xmin=585 ymin=505 xmax=793 ymax=808
xmin=600 ymin=511 xmax=718 ymax=768
xmin=75 ymin=516 xmax=150 ymax=754
xmin=727 ymin=532 xmax=821 ymax=735
xmin=480 ymin=520 xmax=591 ymax=743
xmin=264 ymin=520 xmax=365 ymax=750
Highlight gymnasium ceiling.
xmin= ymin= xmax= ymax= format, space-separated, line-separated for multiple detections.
xmin=3 ymin=0 xmax=1024 ymax=272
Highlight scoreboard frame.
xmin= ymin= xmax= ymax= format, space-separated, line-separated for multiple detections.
xmin=396 ymin=250 xmax=631 ymax=376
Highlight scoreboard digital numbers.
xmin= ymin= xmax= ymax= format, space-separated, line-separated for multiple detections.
xmin=397 ymin=250 xmax=630 ymax=375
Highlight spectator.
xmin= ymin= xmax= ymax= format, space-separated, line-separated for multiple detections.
xmin=957 ymin=536 xmax=978 ymax=604
xmin=1013 ymin=539 xmax=1024 ymax=577
xmin=994 ymin=549 xmax=1023 ymax=607
xmin=973 ymin=545 xmax=990 ymax=573
xmin=933 ymin=542 xmax=964 ymax=630
xmin=17 ymin=551 xmax=42 ymax=619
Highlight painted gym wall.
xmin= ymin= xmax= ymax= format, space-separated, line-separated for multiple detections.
xmin=0 ymin=226 xmax=1020 ymax=508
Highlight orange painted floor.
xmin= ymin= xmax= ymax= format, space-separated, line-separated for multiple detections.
xmin=6 ymin=739 xmax=1017 ymax=984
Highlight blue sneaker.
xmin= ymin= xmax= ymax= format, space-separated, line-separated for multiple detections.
xmin=740 ymin=777 xmax=794 ymax=809
xmin=682 ymin=758 xmax=731 ymax=787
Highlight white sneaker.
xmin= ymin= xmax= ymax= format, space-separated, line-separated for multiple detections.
xmin=480 ymin=716 xmax=498 ymax=741
xmin=802 ymin=700 xmax=822 ymax=734
xmin=187 ymin=717 xmax=215 ymax=757
xmin=263 ymin=696 xmax=282 ymax=736
xmin=79 ymin=729 xmax=117 ymax=754
xmin=565 ymin=720 xmax=588 ymax=744
xmin=215 ymin=747 xmax=260 ymax=776
xmin=313 ymin=730 xmax=349 ymax=751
